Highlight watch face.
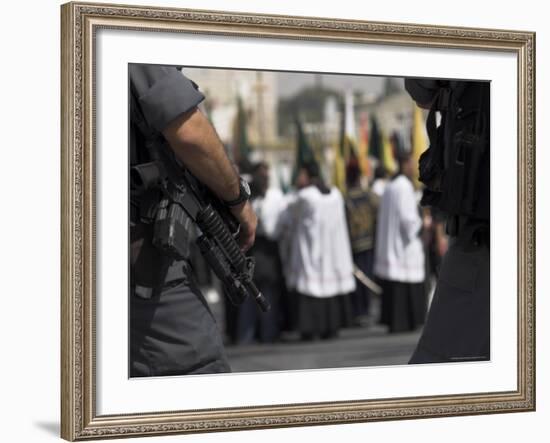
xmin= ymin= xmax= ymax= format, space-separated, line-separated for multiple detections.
xmin=242 ymin=179 xmax=251 ymax=197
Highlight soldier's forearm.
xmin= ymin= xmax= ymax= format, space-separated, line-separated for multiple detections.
xmin=162 ymin=107 xmax=241 ymax=202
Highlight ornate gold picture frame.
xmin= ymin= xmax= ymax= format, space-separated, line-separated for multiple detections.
xmin=61 ymin=1 xmax=535 ymax=440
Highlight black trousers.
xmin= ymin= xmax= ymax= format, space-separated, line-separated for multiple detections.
xmin=234 ymin=283 xmax=281 ymax=344
xmin=130 ymin=261 xmax=230 ymax=377
xmin=409 ymin=237 xmax=490 ymax=364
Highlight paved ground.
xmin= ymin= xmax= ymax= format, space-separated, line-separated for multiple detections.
xmin=205 ymin=287 xmax=423 ymax=374
xmin=224 ymin=325 xmax=422 ymax=373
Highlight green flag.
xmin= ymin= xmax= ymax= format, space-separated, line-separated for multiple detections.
xmin=369 ymin=116 xmax=383 ymax=163
xmin=232 ymin=96 xmax=252 ymax=168
xmin=293 ymin=117 xmax=318 ymax=182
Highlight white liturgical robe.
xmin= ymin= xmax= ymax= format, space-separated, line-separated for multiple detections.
xmin=277 ymin=186 xmax=356 ymax=298
xmin=374 ymin=175 xmax=425 ymax=283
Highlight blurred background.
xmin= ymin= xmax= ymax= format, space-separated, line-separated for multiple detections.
xmin=182 ymin=67 xmax=448 ymax=373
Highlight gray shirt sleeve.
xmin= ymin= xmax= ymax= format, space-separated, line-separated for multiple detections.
xmin=129 ymin=64 xmax=204 ymax=133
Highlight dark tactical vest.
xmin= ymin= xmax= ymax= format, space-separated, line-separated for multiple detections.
xmin=418 ymin=81 xmax=490 ymax=236
xmin=130 ymin=91 xmax=189 ymax=297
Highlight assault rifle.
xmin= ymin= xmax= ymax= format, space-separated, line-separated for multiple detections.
xmin=131 ymin=142 xmax=270 ymax=312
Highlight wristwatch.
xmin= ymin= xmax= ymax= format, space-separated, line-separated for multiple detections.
xmin=223 ymin=177 xmax=251 ymax=207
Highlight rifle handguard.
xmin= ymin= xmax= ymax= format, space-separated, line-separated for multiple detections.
xmin=197 ymin=204 xmax=245 ymax=272
xmin=196 ymin=204 xmax=270 ymax=312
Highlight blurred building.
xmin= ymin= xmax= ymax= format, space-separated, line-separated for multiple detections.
xmin=182 ymin=67 xmax=279 ymax=148
xmin=369 ymin=91 xmax=414 ymax=143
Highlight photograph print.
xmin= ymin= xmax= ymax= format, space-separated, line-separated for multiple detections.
xmin=129 ymin=63 xmax=490 ymax=378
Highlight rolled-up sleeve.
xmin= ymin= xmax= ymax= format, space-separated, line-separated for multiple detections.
xmin=129 ymin=64 xmax=204 ymax=132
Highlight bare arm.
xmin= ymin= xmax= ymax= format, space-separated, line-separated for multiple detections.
xmin=162 ymin=107 xmax=257 ymax=251
xmin=163 ymin=107 xmax=240 ymax=201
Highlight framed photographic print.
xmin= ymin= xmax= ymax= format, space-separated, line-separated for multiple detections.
xmin=61 ymin=1 xmax=536 ymax=440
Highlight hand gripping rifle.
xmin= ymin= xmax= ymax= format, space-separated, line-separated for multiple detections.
xmin=131 ymin=141 xmax=270 ymax=312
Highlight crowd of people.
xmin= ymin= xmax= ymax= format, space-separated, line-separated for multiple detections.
xmin=224 ymin=152 xmax=448 ymax=346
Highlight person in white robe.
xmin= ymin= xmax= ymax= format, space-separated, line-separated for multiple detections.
xmin=276 ymin=162 xmax=356 ymax=340
xmin=374 ymin=153 xmax=427 ymax=333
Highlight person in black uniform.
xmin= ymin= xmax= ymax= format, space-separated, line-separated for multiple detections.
xmin=405 ymin=79 xmax=490 ymax=364
xmin=129 ymin=64 xmax=257 ymax=376
xmin=234 ymin=162 xmax=283 ymax=344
